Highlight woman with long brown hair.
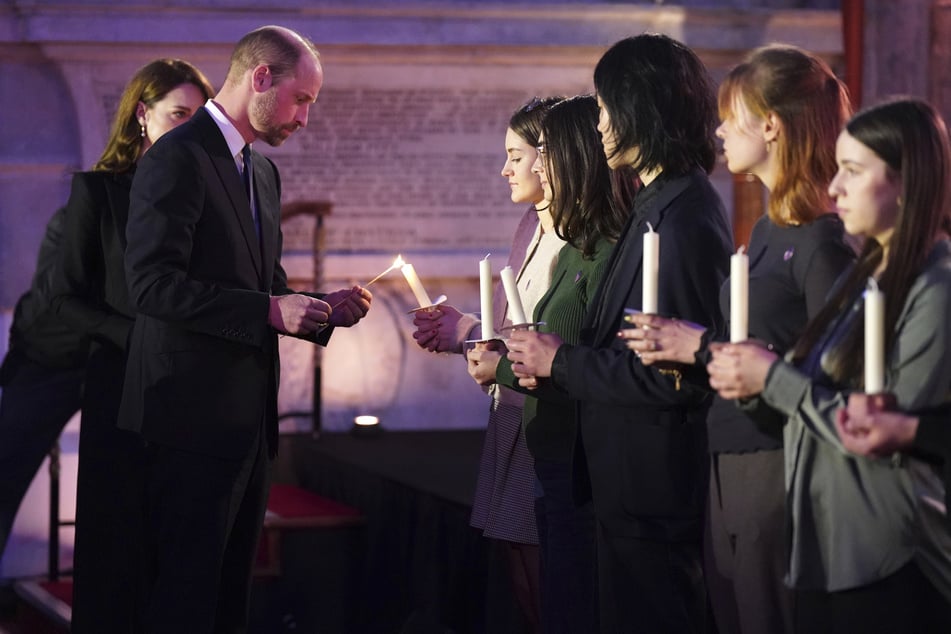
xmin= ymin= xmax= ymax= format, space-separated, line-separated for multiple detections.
xmin=52 ymin=58 xmax=213 ymax=633
xmin=708 ymin=98 xmax=951 ymax=632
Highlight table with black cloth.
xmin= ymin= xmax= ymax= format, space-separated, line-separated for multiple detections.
xmin=270 ymin=429 xmax=526 ymax=634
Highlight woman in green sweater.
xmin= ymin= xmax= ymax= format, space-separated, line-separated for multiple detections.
xmin=467 ymin=94 xmax=635 ymax=633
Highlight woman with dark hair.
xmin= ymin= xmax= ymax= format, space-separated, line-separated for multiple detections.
xmin=52 ymin=58 xmax=214 ymax=633
xmin=708 ymin=97 xmax=951 ymax=632
xmin=506 ymin=34 xmax=733 ymax=632
xmin=620 ymin=45 xmax=856 ymax=634
xmin=411 ymin=96 xmax=562 ymax=632
xmin=469 ymin=94 xmax=634 ymax=633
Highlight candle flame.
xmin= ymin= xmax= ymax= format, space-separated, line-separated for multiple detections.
xmin=737 ymin=244 xmax=746 ymax=256
xmin=867 ymin=277 xmax=880 ymax=292
xmin=364 ymin=254 xmax=406 ymax=287
xmin=646 ymin=221 xmax=655 ymax=233
xmin=483 ymin=253 xmax=491 ymax=260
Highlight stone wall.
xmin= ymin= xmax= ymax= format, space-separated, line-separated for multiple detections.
xmin=0 ymin=2 xmax=843 ymax=435
xmin=0 ymin=2 xmax=843 ymax=576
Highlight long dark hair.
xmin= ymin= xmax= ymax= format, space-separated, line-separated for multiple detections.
xmin=94 ymin=59 xmax=214 ymax=173
xmin=792 ymin=98 xmax=951 ymax=386
xmin=543 ymin=95 xmax=633 ymax=257
xmin=718 ymin=45 xmax=851 ymax=225
xmin=593 ymin=33 xmax=717 ymax=175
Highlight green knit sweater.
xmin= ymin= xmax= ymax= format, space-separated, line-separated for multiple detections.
xmin=497 ymin=238 xmax=614 ymax=462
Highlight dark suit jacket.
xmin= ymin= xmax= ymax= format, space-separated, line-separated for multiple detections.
xmin=52 ymin=170 xmax=136 ymax=353
xmin=0 ymin=205 xmax=88 ymax=383
xmin=550 ymin=168 xmax=733 ymax=540
xmin=118 ymin=107 xmax=325 ymax=460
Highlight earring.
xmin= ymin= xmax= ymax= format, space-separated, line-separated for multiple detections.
xmin=139 ymin=123 xmax=145 ymax=138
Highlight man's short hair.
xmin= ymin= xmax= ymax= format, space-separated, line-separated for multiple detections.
xmin=226 ymin=25 xmax=320 ymax=85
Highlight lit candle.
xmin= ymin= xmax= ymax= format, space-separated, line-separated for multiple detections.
xmin=401 ymin=263 xmax=433 ymax=307
xmin=730 ymin=245 xmax=749 ymax=343
xmin=642 ymin=222 xmax=659 ymax=314
xmin=499 ymin=265 xmax=527 ymax=325
xmin=479 ymin=254 xmax=494 ymax=339
xmin=864 ymin=278 xmax=885 ymax=394
xmin=365 ymin=254 xmax=405 ymax=287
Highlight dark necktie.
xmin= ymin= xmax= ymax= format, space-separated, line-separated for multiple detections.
xmin=241 ymin=144 xmax=260 ymax=237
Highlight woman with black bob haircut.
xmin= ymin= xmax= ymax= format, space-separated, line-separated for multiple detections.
xmin=506 ymin=34 xmax=733 ymax=632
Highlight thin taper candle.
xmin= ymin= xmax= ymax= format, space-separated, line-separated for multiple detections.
xmin=401 ymin=263 xmax=433 ymax=308
xmin=479 ymin=255 xmax=494 ymax=339
xmin=642 ymin=222 xmax=659 ymax=314
xmin=864 ymin=278 xmax=885 ymax=394
xmin=730 ymin=245 xmax=749 ymax=342
xmin=499 ymin=265 xmax=527 ymax=325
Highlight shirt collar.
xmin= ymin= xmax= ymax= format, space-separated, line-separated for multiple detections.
xmin=204 ymin=99 xmax=248 ymax=160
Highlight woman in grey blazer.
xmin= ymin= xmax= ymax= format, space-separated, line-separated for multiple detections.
xmin=708 ymin=98 xmax=951 ymax=632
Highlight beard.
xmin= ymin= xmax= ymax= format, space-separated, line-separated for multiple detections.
xmin=251 ymin=88 xmax=299 ymax=147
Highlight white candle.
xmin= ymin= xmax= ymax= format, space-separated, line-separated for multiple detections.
xmin=864 ymin=278 xmax=885 ymax=394
xmin=401 ymin=263 xmax=433 ymax=307
xmin=730 ymin=245 xmax=749 ymax=343
xmin=642 ymin=222 xmax=659 ymax=314
xmin=499 ymin=265 xmax=527 ymax=325
xmin=479 ymin=254 xmax=494 ymax=339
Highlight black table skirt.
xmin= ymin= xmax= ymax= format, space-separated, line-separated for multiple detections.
xmin=271 ymin=430 xmax=526 ymax=634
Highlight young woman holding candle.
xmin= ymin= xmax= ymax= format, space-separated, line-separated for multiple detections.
xmin=468 ymin=94 xmax=635 ymax=633
xmin=706 ymin=97 xmax=951 ymax=631
xmin=505 ymin=34 xmax=733 ymax=632
xmin=620 ymin=46 xmax=856 ymax=634
xmin=411 ymin=95 xmax=563 ymax=632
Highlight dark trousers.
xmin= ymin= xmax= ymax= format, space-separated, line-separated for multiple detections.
xmin=533 ymin=458 xmax=598 ymax=634
xmin=71 ymin=347 xmax=149 ymax=634
xmin=597 ymin=521 xmax=706 ymax=634
xmin=796 ymin=560 xmax=951 ymax=634
xmin=706 ymin=451 xmax=795 ymax=634
xmin=0 ymin=355 xmax=82 ymax=564
xmin=142 ymin=426 xmax=270 ymax=634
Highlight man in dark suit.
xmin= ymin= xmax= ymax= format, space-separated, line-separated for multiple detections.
xmin=119 ymin=25 xmax=371 ymax=632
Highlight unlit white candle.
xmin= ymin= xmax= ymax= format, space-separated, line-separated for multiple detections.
xmin=479 ymin=255 xmax=494 ymax=339
xmin=730 ymin=245 xmax=749 ymax=343
xmin=499 ymin=265 xmax=527 ymax=325
xmin=864 ymin=278 xmax=885 ymax=394
xmin=401 ymin=263 xmax=433 ymax=307
xmin=642 ymin=223 xmax=659 ymax=314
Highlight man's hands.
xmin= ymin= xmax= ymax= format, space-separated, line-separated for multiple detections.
xmin=323 ymin=286 xmax=372 ymax=327
xmin=269 ymin=286 xmax=372 ymax=335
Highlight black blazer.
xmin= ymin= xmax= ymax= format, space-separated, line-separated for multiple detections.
xmin=552 ymin=168 xmax=733 ymax=540
xmin=118 ymin=107 xmax=325 ymax=460
xmin=0 ymin=205 xmax=88 ymax=381
xmin=52 ymin=170 xmax=136 ymax=353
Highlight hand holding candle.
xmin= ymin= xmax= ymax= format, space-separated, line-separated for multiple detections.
xmin=499 ymin=265 xmax=527 ymax=325
xmin=864 ymin=278 xmax=885 ymax=394
xmin=730 ymin=245 xmax=749 ymax=343
xmin=401 ymin=262 xmax=433 ymax=308
xmin=642 ymin=223 xmax=659 ymax=314
xmin=479 ymin=254 xmax=495 ymax=339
